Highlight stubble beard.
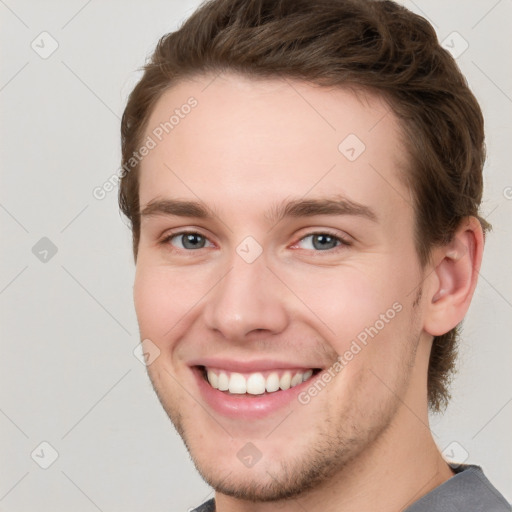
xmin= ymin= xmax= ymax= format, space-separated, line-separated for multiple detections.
xmin=151 ymin=346 xmax=419 ymax=502
xmin=147 ymin=290 xmax=423 ymax=503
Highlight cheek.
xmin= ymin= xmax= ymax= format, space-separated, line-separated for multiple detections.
xmin=133 ymin=263 xmax=214 ymax=339
xmin=283 ymin=265 xmax=396 ymax=341
xmin=281 ymin=261 xmax=416 ymax=376
xmin=133 ymin=265 xmax=183 ymax=337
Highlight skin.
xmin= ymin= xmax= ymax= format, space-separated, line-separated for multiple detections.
xmin=132 ymin=72 xmax=483 ymax=511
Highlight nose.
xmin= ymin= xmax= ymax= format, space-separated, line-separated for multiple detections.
xmin=202 ymin=253 xmax=289 ymax=341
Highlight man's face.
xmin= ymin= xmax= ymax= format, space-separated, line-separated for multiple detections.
xmin=134 ymin=73 xmax=428 ymax=500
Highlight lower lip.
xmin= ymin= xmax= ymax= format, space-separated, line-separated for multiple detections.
xmin=192 ymin=367 xmax=318 ymax=420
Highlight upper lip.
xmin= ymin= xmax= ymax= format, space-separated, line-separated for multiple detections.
xmin=188 ymin=358 xmax=323 ymax=373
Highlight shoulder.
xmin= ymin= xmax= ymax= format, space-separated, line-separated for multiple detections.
xmin=189 ymin=498 xmax=215 ymax=512
xmin=406 ymin=464 xmax=511 ymax=512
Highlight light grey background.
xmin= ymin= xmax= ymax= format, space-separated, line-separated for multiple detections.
xmin=0 ymin=1 xmax=511 ymax=510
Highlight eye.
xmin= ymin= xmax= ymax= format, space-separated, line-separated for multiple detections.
xmin=294 ymin=232 xmax=350 ymax=251
xmin=162 ymin=231 xmax=214 ymax=250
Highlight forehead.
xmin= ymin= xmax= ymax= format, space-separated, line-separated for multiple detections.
xmin=139 ymin=72 xmax=411 ymax=224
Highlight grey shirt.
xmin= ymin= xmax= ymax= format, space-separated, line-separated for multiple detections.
xmin=190 ymin=465 xmax=511 ymax=511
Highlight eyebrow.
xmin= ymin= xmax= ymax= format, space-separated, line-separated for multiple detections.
xmin=141 ymin=198 xmax=215 ymax=219
xmin=140 ymin=196 xmax=378 ymax=224
xmin=267 ymin=196 xmax=378 ymax=225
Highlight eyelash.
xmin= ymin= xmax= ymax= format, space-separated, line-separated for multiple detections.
xmin=291 ymin=230 xmax=352 ymax=252
xmin=159 ymin=229 xmax=352 ymax=253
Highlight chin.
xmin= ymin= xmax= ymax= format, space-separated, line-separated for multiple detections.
xmin=180 ymin=418 xmax=374 ymax=503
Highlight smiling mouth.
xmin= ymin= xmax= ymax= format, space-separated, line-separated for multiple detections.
xmin=198 ymin=366 xmax=322 ymax=395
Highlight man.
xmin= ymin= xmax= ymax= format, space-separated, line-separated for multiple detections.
xmin=119 ymin=0 xmax=510 ymax=510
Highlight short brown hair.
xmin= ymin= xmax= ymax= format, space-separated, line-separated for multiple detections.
xmin=119 ymin=0 xmax=491 ymax=411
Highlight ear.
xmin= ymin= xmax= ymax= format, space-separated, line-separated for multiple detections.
xmin=423 ymin=217 xmax=485 ymax=337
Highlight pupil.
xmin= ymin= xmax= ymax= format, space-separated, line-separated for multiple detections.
xmin=313 ymin=234 xmax=337 ymax=250
xmin=183 ymin=234 xmax=205 ymax=249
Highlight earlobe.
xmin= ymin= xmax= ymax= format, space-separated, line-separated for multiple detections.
xmin=423 ymin=217 xmax=484 ymax=336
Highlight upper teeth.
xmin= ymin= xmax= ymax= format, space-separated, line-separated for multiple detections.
xmin=206 ymin=368 xmax=314 ymax=395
